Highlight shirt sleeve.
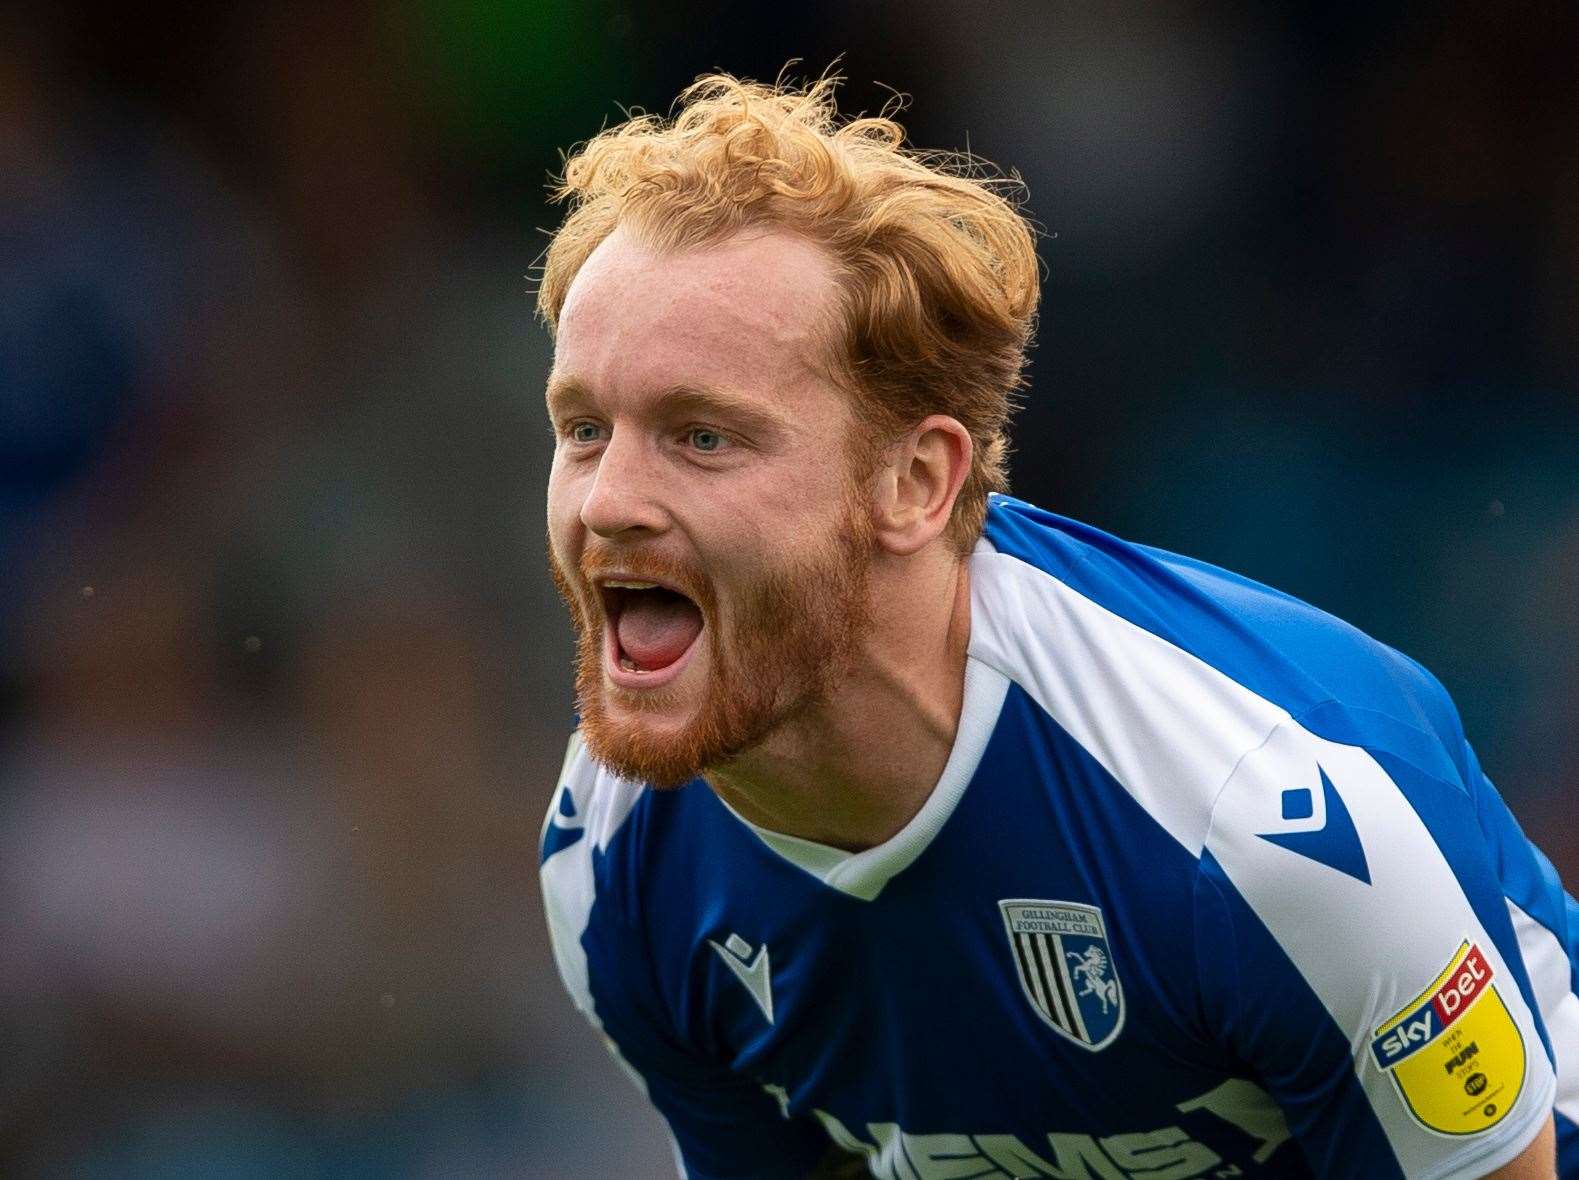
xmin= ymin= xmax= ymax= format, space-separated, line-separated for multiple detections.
xmin=539 ymin=735 xmax=830 ymax=1180
xmin=1460 ymin=739 xmax=1579 ymax=1170
xmin=1192 ymin=714 xmax=1558 ymax=1179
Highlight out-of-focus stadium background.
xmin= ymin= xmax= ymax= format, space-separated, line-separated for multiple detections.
xmin=2 ymin=3 xmax=1575 ymax=1175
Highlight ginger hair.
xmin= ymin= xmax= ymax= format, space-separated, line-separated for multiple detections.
xmin=537 ymin=69 xmax=1040 ymax=551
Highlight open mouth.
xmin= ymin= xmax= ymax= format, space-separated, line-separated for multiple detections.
xmin=598 ymin=578 xmax=706 ymax=687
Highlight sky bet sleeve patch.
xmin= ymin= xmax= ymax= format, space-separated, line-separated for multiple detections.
xmin=1369 ymin=940 xmax=1526 ymax=1136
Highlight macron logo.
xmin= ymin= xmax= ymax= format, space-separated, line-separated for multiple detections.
xmin=1256 ymin=764 xmax=1371 ymax=885
xmin=708 ymin=933 xmax=774 ymax=1025
xmin=539 ymin=786 xmax=585 ymax=864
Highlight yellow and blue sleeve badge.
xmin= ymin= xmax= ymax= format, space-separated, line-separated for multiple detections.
xmin=1369 ymin=941 xmax=1526 ymax=1135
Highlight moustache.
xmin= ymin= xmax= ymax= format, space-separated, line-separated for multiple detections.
xmin=576 ymin=549 xmax=712 ymax=613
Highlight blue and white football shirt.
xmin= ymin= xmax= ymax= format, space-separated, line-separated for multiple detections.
xmin=541 ymin=494 xmax=1579 ymax=1179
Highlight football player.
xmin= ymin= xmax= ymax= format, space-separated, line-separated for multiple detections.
xmin=538 ymin=72 xmax=1576 ymax=1179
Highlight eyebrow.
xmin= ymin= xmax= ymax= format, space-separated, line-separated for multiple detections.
xmin=544 ymin=374 xmax=594 ymax=414
xmin=545 ymin=376 xmax=795 ymax=437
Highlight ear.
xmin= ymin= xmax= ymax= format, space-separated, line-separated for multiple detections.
xmin=870 ymin=415 xmax=973 ymax=557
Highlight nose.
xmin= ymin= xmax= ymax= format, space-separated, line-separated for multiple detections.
xmin=579 ymin=427 xmax=668 ymax=539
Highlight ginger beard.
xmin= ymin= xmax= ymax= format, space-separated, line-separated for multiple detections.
xmin=549 ymin=492 xmax=875 ymax=789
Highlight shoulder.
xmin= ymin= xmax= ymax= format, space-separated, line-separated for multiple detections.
xmin=967 ymin=495 xmax=1484 ymax=894
xmin=538 ymin=731 xmax=648 ymax=1017
xmin=539 ymin=730 xmax=648 ymax=871
xmin=973 ymin=502 xmax=1557 ymax=1158
xmin=974 ymin=494 xmax=1473 ymax=790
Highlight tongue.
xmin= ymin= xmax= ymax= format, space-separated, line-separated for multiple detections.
xmin=616 ymin=592 xmax=703 ymax=670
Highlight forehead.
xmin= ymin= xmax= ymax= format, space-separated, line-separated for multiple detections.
xmin=551 ymin=224 xmax=844 ymax=409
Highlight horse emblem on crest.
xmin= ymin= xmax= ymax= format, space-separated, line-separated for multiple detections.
xmin=999 ymin=899 xmax=1126 ymax=1051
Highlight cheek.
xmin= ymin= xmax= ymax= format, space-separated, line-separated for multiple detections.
xmin=545 ymin=463 xmax=585 ymax=554
xmin=748 ymin=481 xmax=852 ymax=549
xmin=693 ymin=480 xmax=846 ymax=585
xmin=546 ymin=450 xmax=584 ymax=519
xmin=741 ymin=457 xmax=849 ymax=523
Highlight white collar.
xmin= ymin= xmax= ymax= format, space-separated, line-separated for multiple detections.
xmin=719 ymin=645 xmax=1010 ymax=901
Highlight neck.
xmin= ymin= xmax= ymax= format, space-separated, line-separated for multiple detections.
xmin=704 ymin=545 xmax=972 ymax=852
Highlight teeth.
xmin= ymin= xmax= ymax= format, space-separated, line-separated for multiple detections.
xmin=605 ymin=580 xmax=659 ymax=590
xmin=617 ymin=655 xmax=646 ymax=674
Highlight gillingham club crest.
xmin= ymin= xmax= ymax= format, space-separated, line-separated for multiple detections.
xmin=999 ymin=899 xmax=1125 ymax=1051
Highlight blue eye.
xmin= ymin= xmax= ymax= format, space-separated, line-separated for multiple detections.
xmin=569 ymin=422 xmax=602 ymax=444
xmin=689 ymin=428 xmax=725 ymax=452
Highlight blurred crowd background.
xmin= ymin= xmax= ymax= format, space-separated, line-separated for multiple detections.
xmin=2 ymin=2 xmax=1576 ymax=1175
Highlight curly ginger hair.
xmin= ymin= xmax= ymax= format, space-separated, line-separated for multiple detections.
xmin=537 ymin=69 xmax=1040 ymax=552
